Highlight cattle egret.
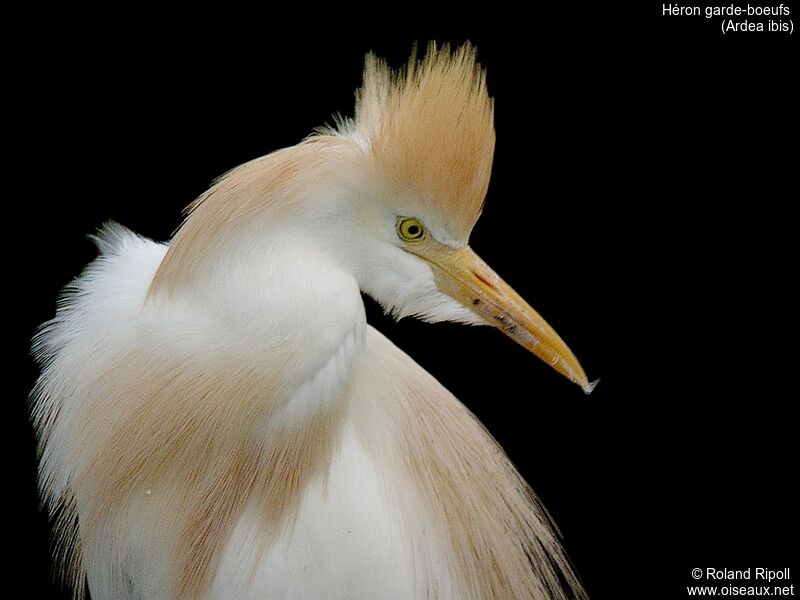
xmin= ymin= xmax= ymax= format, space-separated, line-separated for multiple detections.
xmin=32 ymin=43 xmax=592 ymax=600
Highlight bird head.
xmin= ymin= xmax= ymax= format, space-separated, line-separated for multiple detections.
xmin=152 ymin=43 xmax=594 ymax=393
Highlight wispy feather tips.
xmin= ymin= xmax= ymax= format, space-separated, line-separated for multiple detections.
xmin=346 ymin=43 xmax=495 ymax=242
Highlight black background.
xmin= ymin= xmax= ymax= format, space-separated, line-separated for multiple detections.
xmin=10 ymin=5 xmax=796 ymax=599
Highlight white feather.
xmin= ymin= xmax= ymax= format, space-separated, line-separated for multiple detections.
xmin=32 ymin=43 xmax=586 ymax=600
xmin=33 ymin=223 xmax=580 ymax=599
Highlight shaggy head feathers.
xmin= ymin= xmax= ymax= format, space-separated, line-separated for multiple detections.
xmin=342 ymin=42 xmax=495 ymax=241
xmin=152 ymin=43 xmax=495 ymax=294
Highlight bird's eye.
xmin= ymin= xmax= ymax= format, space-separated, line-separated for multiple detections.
xmin=397 ymin=217 xmax=425 ymax=242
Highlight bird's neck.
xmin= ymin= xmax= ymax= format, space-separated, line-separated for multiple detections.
xmin=154 ymin=228 xmax=367 ymax=432
xmin=149 ymin=137 xmax=358 ymax=298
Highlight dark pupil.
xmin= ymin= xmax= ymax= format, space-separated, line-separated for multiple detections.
xmin=407 ymin=224 xmax=420 ymax=236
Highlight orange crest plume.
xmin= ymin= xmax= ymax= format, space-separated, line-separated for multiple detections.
xmin=345 ymin=42 xmax=495 ymax=243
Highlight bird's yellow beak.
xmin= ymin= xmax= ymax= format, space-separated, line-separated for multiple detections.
xmin=419 ymin=245 xmax=596 ymax=394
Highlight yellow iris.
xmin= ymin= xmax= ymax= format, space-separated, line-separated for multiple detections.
xmin=397 ymin=218 xmax=425 ymax=242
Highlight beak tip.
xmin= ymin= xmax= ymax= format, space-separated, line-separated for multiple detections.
xmin=580 ymin=378 xmax=601 ymax=395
